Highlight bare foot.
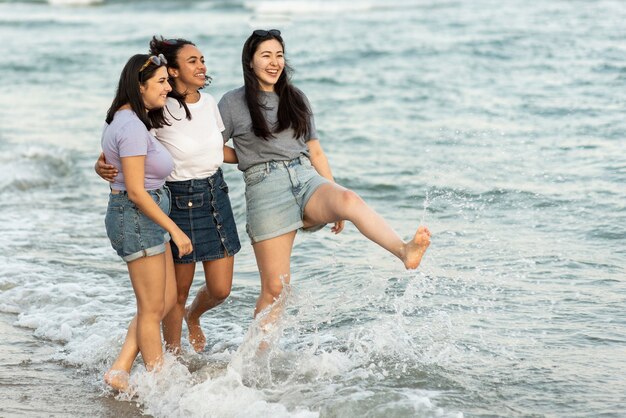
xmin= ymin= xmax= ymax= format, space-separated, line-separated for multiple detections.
xmin=184 ymin=307 xmax=206 ymax=353
xmin=104 ymin=369 xmax=129 ymax=392
xmin=402 ymin=226 xmax=431 ymax=269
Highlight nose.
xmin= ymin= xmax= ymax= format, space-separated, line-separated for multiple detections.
xmin=165 ymin=80 xmax=172 ymax=92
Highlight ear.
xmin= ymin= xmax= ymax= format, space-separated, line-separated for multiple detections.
xmin=139 ymin=83 xmax=145 ymax=94
xmin=168 ymin=68 xmax=178 ymax=78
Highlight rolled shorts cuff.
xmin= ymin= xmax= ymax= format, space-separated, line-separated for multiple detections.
xmin=250 ymin=221 xmax=304 ymax=245
xmin=121 ymin=232 xmax=170 ymax=263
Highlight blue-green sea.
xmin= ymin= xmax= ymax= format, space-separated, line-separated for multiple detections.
xmin=0 ymin=0 xmax=624 ymax=417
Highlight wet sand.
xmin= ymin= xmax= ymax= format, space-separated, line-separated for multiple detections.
xmin=0 ymin=313 xmax=146 ymax=418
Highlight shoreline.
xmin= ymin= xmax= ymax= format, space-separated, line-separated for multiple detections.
xmin=0 ymin=312 xmax=145 ymax=418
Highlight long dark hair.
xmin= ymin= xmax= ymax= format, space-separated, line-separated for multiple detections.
xmin=242 ymin=30 xmax=311 ymax=140
xmin=149 ymin=35 xmax=208 ymax=121
xmin=105 ymin=54 xmax=169 ymax=129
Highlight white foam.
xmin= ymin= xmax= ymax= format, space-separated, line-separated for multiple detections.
xmin=47 ymin=0 xmax=104 ymax=6
xmin=245 ymin=1 xmax=376 ymax=15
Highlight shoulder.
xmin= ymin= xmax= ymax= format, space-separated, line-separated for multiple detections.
xmin=288 ymin=86 xmax=312 ymax=108
xmin=200 ymin=92 xmax=219 ymax=108
xmin=116 ymin=111 xmax=148 ymax=134
xmin=165 ymin=97 xmax=184 ymax=111
xmin=219 ymin=86 xmax=245 ymax=104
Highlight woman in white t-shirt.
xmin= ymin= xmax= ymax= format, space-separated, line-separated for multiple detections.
xmin=97 ymin=37 xmax=240 ymax=357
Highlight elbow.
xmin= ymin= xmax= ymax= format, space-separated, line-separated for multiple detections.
xmin=310 ymin=151 xmax=326 ymax=165
xmin=126 ymin=188 xmax=143 ymax=204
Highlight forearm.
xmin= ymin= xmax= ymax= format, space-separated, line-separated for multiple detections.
xmin=223 ymin=145 xmax=238 ymax=164
xmin=127 ymin=189 xmax=179 ymax=234
xmin=310 ymin=152 xmax=335 ymax=182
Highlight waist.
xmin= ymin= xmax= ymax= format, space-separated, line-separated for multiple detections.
xmin=110 ymin=185 xmax=168 ymax=196
xmin=165 ymin=168 xmax=223 ymax=188
xmin=244 ymin=155 xmax=310 ymax=176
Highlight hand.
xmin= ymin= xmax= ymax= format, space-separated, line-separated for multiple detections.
xmin=331 ymin=220 xmax=344 ymax=234
xmin=95 ymin=152 xmax=118 ymax=182
xmin=171 ymin=230 xmax=193 ymax=258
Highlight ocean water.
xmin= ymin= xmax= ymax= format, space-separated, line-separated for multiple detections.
xmin=0 ymin=0 xmax=625 ymax=417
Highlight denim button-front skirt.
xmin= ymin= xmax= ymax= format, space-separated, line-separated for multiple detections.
xmin=166 ymin=168 xmax=241 ymax=263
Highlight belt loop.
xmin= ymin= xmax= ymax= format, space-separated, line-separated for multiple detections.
xmin=265 ymin=162 xmax=270 ymax=174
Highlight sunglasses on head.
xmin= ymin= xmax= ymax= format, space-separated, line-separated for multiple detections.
xmin=253 ymin=29 xmax=281 ymax=37
xmin=139 ymin=53 xmax=168 ymax=73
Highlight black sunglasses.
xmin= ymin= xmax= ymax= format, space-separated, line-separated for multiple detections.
xmin=139 ymin=53 xmax=168 ymax=73
xmin=253 ymin=29 xmax=281 ymax=37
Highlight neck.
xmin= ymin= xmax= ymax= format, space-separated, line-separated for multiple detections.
xmin=179 ymin=88 xmax=200 ymax=103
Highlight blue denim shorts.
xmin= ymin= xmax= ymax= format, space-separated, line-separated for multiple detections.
xmin=104 ymin=186 xmax=171 ymax=263
xmin=166 ymin=168 xmax=241 ymax=263
xmin=244 ymin=155 xmax=330 ymax=244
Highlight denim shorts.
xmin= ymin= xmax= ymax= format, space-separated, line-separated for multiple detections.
xmin=104 ymin=186 xmax=171 ymax=263
xmin=244 ymin=155 xmax=330 ymax=244
xmin=166 ymin=168 xmax=241 ymax=263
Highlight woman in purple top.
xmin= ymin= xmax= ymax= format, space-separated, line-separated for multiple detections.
xmin=100 ymin=53 xmax=192 ymax=391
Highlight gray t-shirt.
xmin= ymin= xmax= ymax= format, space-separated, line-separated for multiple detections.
xmin=101 ymin=109 xmax=174 ymax=191
xmin=218 ymin=86 xmax=318 ymax=171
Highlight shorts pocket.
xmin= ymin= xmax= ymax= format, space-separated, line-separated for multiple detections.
xmin=244 ymin=169 xmax=267 ymax=187
xmin=175 ymin=193 xmax=204 ymax=210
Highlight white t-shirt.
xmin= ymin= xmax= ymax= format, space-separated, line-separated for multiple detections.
xmin=154 ymin=93 xmax=225 ymax=181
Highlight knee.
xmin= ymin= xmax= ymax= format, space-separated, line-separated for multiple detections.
xmin=211 ymin=286 xmax=231 ymax=303
xmin=262 ymin=281 xmax=284 ymax=302
xmin=176 ymin=286 xmax=190 ymax=305
xmin=339 ymin=189 xmax=364 ymax=211
xmin=138 ymin=301 xmax=165 ymax=322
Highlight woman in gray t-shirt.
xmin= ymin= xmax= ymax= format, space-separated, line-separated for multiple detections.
xmin=218 ymin=30 xmax=432 ymax=331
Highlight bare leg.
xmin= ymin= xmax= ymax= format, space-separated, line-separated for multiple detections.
xmin=252 ymin=231 xmax=296 ymax=318
xmin=184 ymin=255 xmax=234 ymax=352
xmin=127 ymin=254 xmax=167 ymax=369
xmin=303 ymin=183 xmax=430 ymax=269
xmin=162 ymin=262 xmax=195 ymax=353
xmin=105 ymin=244 xmax=177 ymax=391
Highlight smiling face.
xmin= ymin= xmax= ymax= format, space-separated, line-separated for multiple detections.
xmin=251 ymin=39 xmax=284 ymax=92
xmin=140 ymin=66 xmax=171 ymax=110
xmin=169 ymin=44 xmax=207 ymax=93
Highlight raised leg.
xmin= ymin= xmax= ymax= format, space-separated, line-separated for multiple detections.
xmin=303 ymin=183 xmax=430 ymax=269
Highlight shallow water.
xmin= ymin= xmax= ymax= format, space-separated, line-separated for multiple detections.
xmin=0 ymin=0 xmax=625 ymax=417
